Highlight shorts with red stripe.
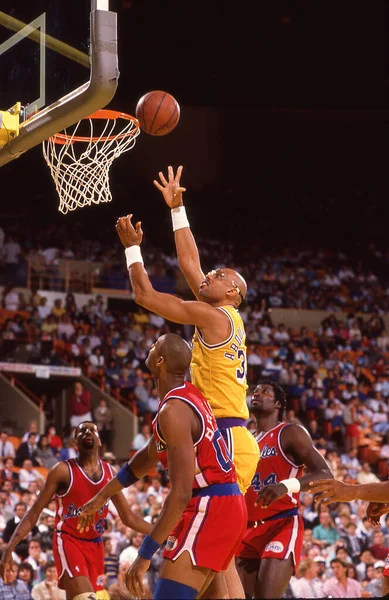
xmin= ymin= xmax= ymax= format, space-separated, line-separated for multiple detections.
xmin=53 ymin=530 xmax=105 ymax=591
xmin=163 ymin=483 xmax=247 ymax=573
xmin=235 ymin=514 xmax=303 ymax=571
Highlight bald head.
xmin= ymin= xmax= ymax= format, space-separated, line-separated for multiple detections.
xmin=224 ymin=268 xmax=247 ymax=301
xmin=157 ymin=334 xmax=192 ymax=374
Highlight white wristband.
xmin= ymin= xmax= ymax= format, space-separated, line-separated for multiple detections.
xmin=280 ymin=478 xmax=301 ymax=494
xmin=171 ymin=206 xmax=190 ymax=231
xmin=125 ymin=246 xmax=144 ymax=269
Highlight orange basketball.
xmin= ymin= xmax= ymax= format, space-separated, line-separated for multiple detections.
xmin=135 ymin=90 xmax=180 ymax=136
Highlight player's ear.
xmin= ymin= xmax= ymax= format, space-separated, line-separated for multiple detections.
xmin=156 ymin=355 xmax=165 ymax=367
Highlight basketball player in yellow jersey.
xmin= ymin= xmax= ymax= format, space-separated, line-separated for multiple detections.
xmin=115 ymin=165 xmax=259 ymax=599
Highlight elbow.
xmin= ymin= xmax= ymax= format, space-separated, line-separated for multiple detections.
xmin=133 ymin=290 xmax=147 ymax=307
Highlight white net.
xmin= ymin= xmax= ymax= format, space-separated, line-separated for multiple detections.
xmin=42 ymin=110 xmax=140 ymax=214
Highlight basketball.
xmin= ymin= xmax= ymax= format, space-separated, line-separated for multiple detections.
xmin=135 ymin=90 xmax=180 ymax=136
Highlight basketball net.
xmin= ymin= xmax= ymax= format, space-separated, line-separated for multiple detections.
xmin=42 ymin=110 xmax=140 ymax=214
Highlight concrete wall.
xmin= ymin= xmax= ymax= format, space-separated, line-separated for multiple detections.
xmin=0 ymin=373 xmax=44 ymax=436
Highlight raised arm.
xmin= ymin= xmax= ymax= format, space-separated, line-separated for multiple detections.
xmin=0 ymin=462 xmax=67 ymax=579
xmin=115 ymin=216 xmax=229 ymax=340
xmin=154 ymin=165 xmax=205 ymax=298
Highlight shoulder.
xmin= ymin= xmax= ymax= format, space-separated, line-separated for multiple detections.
xmin=280 ymin=422 xmax=312 ymax=443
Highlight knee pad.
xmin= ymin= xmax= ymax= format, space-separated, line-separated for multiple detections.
xmin=72 ymin=593 xmax=98 ymax=600
xmin=154 ymin=578 xmax=198 ymax=599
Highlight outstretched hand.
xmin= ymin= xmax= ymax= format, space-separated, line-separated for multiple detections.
xmin=116 ymin=215 xmax=143 ymax=248
xmin=367 ymin=502 xmax=389 ymax=526
xmin=154 ymin=165 xmax=186 ymax=208
xmin=308 ymin=478 xmax=355 ymax=505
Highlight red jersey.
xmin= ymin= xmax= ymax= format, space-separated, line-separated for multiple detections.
xmin=55 ymin=458 xmax=113 ymax=539
xmin=246 ymin=422 xmax=304 ymax=521
xmin=152 ymin=381 xmax=237 ymax=489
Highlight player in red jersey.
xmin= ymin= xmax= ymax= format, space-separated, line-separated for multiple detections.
xmin=0 ymin=421 xmax=150 ymax=600
xmin=236 ymin=380 xmax=333 ymax=599
xmin=79 ymin=333 xmax=247 ymax=600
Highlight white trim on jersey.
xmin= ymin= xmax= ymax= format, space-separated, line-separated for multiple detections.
xmin=75 ymin=459 xmax=105 ymax=485
xmin=55 ymin=461 xmax=73 ymax=498
xmin=195 ymin=472 xmax=208 ymax=488
xmin=157 ymin=395 xmax=206 ymax=449
xmin=225 ymin=426 xmax=235 ymax=461
xmin=194 ymin=306 xmax=235 ymax=349
xmin=172 ymin=496 xmax=210 ymax=564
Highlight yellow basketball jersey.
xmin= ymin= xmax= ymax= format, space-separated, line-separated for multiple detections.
xmin=190 ymin=305 xmax=249 ymax=419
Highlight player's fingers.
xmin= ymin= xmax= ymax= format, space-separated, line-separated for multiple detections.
xmin=153 ymin=180 xmax=164 ymax=192
xmin=159 ymin=171 xmax=168 ymax=186
xmin=175 ymin=165 xmax=183 ymax=181
xmin=168 ymin=165 xmax=174 ymax=182
xmin=136 ymin=221 xmax=143 ymax=235
xmin=177 ymin=186 xmax=186 ymax=193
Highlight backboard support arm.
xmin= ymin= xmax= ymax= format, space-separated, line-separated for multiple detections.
xmin=0 ymin=5 xmax=118 ymax=166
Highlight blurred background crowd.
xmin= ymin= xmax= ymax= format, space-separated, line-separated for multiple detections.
xmin=1 ymin=224 xmax=389 ymax=597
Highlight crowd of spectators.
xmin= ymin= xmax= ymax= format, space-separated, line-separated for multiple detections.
xmin=1 ymin=228 xmax=389 ymax=596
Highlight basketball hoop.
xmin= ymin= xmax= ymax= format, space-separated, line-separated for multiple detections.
xmin=42 ymin=109 xmax=140 ymax=214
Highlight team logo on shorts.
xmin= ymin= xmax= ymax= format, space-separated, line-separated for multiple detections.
xmin=165 ymin=536 xmax=178 ymax=551
xmin=96 ymin=574 xmax=105 ymax=587
xmin=265 ymin=541 xmax=284 ymax=553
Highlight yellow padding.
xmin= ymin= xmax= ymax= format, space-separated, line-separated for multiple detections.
xmin=72 ymin=593 xmax=98 ymax=600
xmin=96 ymin=591 xmax=110 ymax=600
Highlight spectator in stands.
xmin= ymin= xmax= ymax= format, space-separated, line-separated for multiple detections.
xmin=367 ymin=561 xmax=385 ymax=597
xmin=46 ymin=426 xmax=62 ymax=454
xmin=0 ymin=562 xmax=30 ymax=599
xmin=35 ymin=435 xmax=58 ymax=469
xmin=51 ymin=298 xmax=66 ymax=321
xmin=368 ymin=530 xmax=389 ymax=561
xmin=0 ymin=458 xmax=19 ymax=491
xmin=103 ymin=536 xmax=119 ymax=588
xmin=0 ymin=431 xmax=15 ymax=465
xmin=341 ymin=521 xmax=366 ymax=564
xmin=356 ymin=549 xmax=375 ymax=581
xmin=31 ymin=560 xmax=67 ymax=600
xmin=2 ymin=285 xmax=20 ymax=311
xmin=57 ymin=313 xmax=75 ymax=341
xmin=37 ymin=296 xmax=51 ymax=321
xmin=17 ymin=561 xmax=35 ymax=593
xmin=3 ymin=501 xmax=39 ymax=547
xmin=312 ymin=510 xmax=340 ymax=550
xmin=68 ymin=380 xmax=92 ymax=428
xmin=25 ymin=537 xmax=47 ymax=583
xmin=290 ymin=558 xmax=324 ymax=598
xmin=22 ymin=420 xmax=40 ymax=443
xmin=357 ymin=462 xmax=381 ymax=485
xmin=57 ymin=436 xmax=78 ymax=461
xmin=131 ymin=423 xmax=151 ymax=451
xmin=15 ymin=433 xmax=40 ymax=467
xmin=118 ymin=531 xmax=144 ymax=566
xmin=323 ymin=557 xmax=363 ymax=597
xmin=340 ymin=447 xmax=362 ymax=480
xmin=18 ymin=459 xmax=45 ymax=491
xmin=94 ymin=397 xmax=113 ymax=453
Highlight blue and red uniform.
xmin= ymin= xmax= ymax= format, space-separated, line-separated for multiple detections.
xmin=53 ymin=458 xmax=113 ymax=591
xmin=153 ymin=381 xmax=247 ymax=572
xmin=236 ymin=422 xmax=304 ymax=568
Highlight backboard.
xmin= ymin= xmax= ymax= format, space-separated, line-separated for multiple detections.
xmin=0 ymin=0 xmax=118 ymax=166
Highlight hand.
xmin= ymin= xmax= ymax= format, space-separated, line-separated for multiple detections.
xmin=77 ymin=512 xmax=95 ymax=534
xmin=125 ymin=556 xmax=150 ymax=597
xmin=115 ymin=215 xmax=143 ymax=248
xmin=153 ymin=165 xmax=186 ymax=208
xmin=308 ymin=478 xmax=355 ymax=505
xmin=78 ymin=492 xmax=105 ymax=532
xmin=367 ymin=502 xmax=389 ymax=526
xmin=0 ymin=551 xmax=13 ymax=582
xmin=255 ymin=483 xmax=288 ymax=508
